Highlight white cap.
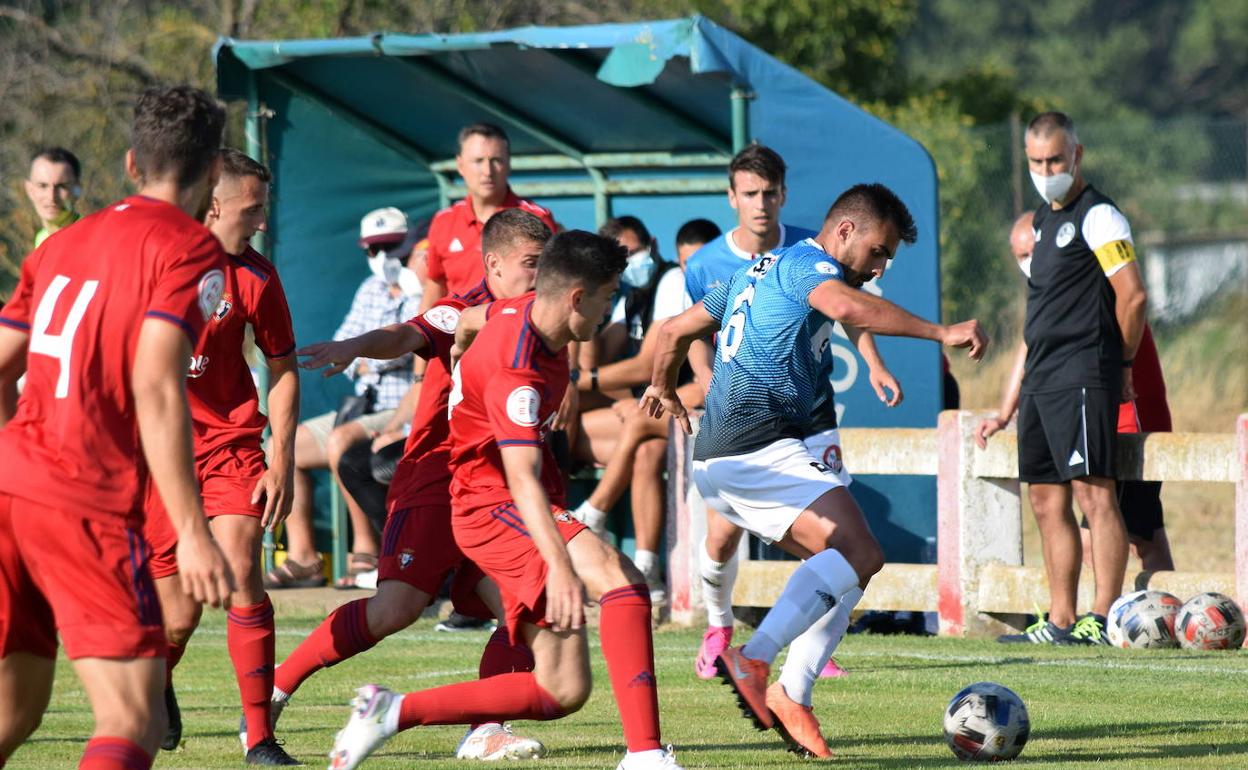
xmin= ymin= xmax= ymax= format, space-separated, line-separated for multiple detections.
xmin=359 ymin=207 xmax=408 ymax=247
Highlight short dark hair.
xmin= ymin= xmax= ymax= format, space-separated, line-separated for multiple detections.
xmin=219 ymin=148 xmax=271 ymax=184
xmin=31 ymin=147 xmax=81 ymax=181
xmin=1027 ymin=111 xmax=1078 ymax=144
xmin=132 ymin=85 xmax=225 ymax=187
xmin=729 ymin=142 xmax=786 ymax=189
xmin=536 ymin=230 xmax=627 ymax=295
xmin=457 ymin=122 xmax=510 ymax=152
xmin=481 ymin=208 xmax=552 ymax=256
xmin=598 ymin=215 xmax=651 ymax=247
xmin=824 ymin=183 xmax=918 ymax=245
xmin=676 ymin=218 xmax=721 ymax=247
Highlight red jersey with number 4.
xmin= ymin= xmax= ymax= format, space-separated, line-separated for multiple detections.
xmin=426 ymin=190 xmax=557 ymax=297
xmin=448 ymin=300 xmax=567 ymax=514
xmin=0 ymin=196 xmax=225 ymax=522
xmin=188 ymin=246 xmax=295 ymax=457
xmin=386 ymin=283 xmax=535 ymax=510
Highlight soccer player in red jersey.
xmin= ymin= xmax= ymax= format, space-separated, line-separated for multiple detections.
xmin=0 ymin=85 xmax=234 ymax=770
xmin=328 ymin=231 xmax=682 ymax=770
xmin=421 ymin=123 xmax=558 ymax=305
xmin=276 ymin=209 xmax=552 ymax=761
xmin=138 ymin=149 xmax=301 ymax=764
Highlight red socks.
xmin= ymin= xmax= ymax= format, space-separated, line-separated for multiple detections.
xmin=478 ymin=625 xmax=535 ymax=678
xmin=274 ymin=597 xmax=376 ymax=697
xmin=164 ymin=641 xmax=186 ymax=688
xmin=398 ymin=672 xmax=562 ymax=730
xmin=599 ymin=584 xmax=661 ymax=752
xmin=79 ymin=737 xmax=152 ymax=769
xmin=228 ymin=596 xmax=276 ymax=749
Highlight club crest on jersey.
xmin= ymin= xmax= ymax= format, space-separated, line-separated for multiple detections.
xmin=814 ymin=261 xmax=840 ymax=276
xmin=506 ymin=386 xmax=541 ymax=427
xmin=1055 ymin=222 xmax=1077 ymax=248
xmin=198 ymin=269 xmax=226 ymax=321
xmin=187 ymin=354 xmax=210 ymax=378
xmin=822 ymin=444 xmax=844 ymax=474
xmin=424 ymin=305 xmax=461 ymax=334
xmin=213 ymin=294 xmax=233 ymax=322
xmin=398 ymin=550 xmax=414 ymax=570
xmin=554 ymin=510 xmax=574 ymax=523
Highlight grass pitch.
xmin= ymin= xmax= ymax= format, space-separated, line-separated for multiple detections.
xmin=11 ymin=610 xmax=1248 ymax=769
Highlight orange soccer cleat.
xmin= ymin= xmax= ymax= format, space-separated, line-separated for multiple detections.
xmin=715 ymin=646 xmax=774 ymax=730
xmin=765 ymin=682 xmax=832 ymax=758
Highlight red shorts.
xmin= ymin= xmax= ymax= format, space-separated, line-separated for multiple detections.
xmin=378 ymin=503 xmax=490 ymax=619
xmin=143 ymin=445 xmax=268 ymax=579
xmin=452 ymin=502 xmax=587 ymax=637
xmin=0 ymin=494 xmax=165 ymax=660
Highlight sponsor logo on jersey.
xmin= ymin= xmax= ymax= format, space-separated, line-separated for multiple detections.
xmin=198 ymin=269 xmax=226 ymax=321
xmin=424 ymin=305 xmax=461 ymax=334
xmin=822 ymin=443 xmax=844 ymax=474
xmin=506 ymin=386 xmax=541 ymax=427
xmin=1056 ymin=222 xmax=1077 ymax=248
xmin=188 ymin=354 xmax=210 ymax=378
xmin=449 ymin=237 xmax=464 ymax=252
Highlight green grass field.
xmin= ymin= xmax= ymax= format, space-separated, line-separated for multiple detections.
xmin=10 ymin=610 xmax=1248 ymax=769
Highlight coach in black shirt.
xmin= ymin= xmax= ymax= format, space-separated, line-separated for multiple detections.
xmin=997 ymin=112 xmax=1148 ymax=646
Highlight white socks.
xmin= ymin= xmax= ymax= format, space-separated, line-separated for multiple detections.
xmin=573 ymin=501 xmax=609 ymax=535
xmin=699 ymin=540 xmax=739 ymax=628
xmin=742 ymin=549 xmax=860 ymax=665
xmin=634 ymin=549 xmax=659 ymax=580
xmin=777 ymin=585 xmax=863 ymax=706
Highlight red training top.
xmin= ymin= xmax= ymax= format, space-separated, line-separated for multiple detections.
xmin=425 ymin=189 xmax=557 ymax=297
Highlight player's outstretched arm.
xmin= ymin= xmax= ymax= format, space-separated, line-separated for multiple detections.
xmin=640 ymin=303 xmax=719 ymax=434
xmin=808 ymin=280 xmax=989 ymax=360
xmin=500 ymin=444 xmax=585 ymax=632
xmin=844 ymin=325 xmax=902 ymax=407
xmin=133 ymin=318 xmax=235 ymax=608
xmin=976 ymin=340 xmax=1027 ymax=449
xmin=254 ymin=353 xmax=299 ymax=529
xmin=297 ymin=322 xmax=427 ymax=376
xmin=0 ymin=327 xmax=28 ymax=426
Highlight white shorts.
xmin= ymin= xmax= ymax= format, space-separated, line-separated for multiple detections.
xmin=692 ymin=428 xmax=852 ymax=544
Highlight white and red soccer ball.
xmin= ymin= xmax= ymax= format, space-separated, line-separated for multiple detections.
xmin=1175 ymin=592 xmax=1246 ymax=650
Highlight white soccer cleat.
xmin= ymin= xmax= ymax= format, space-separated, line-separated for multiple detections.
xmin=455 ymin=723 xmax=545 ymax=761
xmin=239 ymin=692 xmax=288 ymax=752
xmin=327 ymin=685 xmax=398 ymax=770
xmin=615 ymin=746 xmax=683 ymax=770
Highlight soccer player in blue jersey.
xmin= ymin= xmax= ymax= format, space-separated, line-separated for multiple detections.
xmin=643 ymin=184 xmax=987 ymax=757
xmin=686 ymin=144 xmax=901 ymax=681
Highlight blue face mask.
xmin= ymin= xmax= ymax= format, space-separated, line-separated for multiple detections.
xmin=621 ymin=248 xmax=656 ymax=289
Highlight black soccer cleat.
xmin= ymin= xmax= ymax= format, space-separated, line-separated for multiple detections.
xmin=245 ymin=737 xmax=301 ymax=766
xmin=160 ymin=684 xmax=182 ymax=751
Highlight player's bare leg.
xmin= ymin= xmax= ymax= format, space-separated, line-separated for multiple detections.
xmin=717 ymin=487 xmax=883 ymax=758
xmin=152 ymin=574 xmax=202 ymax=751
xmin=212 ymin=513 xmax=297 ymax=765
xmin=0 ymin=653 xmax=55 ymax=759
xmin=695 ymin=509 xmax=743 ymax=678
xmin=1071 ymin=476 xmax=1128 ymax=624
xmin=1028 ymin=483 xmax=1080 ymax=628
xmin=73 ymin=657 xmax=166 ymax=762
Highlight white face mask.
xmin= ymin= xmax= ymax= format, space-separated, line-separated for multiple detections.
xmin=1018 ymin=256 xmax=1033 ymax=278
xmin=367 ymin=251 xmax=423 ymax=298
xmin=621 ymin=247 xmax=656 ymax=289
xmin=1030 ymin=170 xmax=1075 ymax=204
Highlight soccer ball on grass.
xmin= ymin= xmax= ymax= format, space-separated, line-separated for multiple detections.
xmin=1175 ymin=592 xmax=1245 ymax=650
xmin=942 ymin=681 xmax=1030 ymax=761
xmin=1107 ymin=590 xmax=1182 ymax=649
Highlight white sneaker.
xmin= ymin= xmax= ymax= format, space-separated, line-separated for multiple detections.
xmin=239 ymin=693 xmax=288 ymax=752
xmin=455 ymin=723 xmax=545 ymax=760
xmin=615 ymin=746 xmax=683 ymax=770
xmin=327 ymin=685 xmax=397 ymax=770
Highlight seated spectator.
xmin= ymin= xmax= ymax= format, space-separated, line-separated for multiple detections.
xmin=570 ymin=218 xmax=721 ymax=600
xmin=25 ymin=146 xmax=82 ymax=249
xmin=266 ymin=207 xmax=423 ymax=588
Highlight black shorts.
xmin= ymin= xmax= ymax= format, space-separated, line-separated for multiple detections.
xmin=1017 ymin=387 xmax=1117 ymax=483
xmin=1080 ymin=480 xmax=1165 ymax=541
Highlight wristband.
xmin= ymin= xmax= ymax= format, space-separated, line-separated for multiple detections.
xmin=1122 ymin=359 xmax=1133 ymax=368
xmin=569 ymin=369 xmax=581 ymax=385
xmin=590 ymin=367 xmax=600 ymax=391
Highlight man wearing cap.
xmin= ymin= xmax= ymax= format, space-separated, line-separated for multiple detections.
xmin=420 ymin=122 xmax=558 ymax=308
xmin=267 ymin=207 xmax=423 ymax=588
xmin=25 ymin=147 xmax=83 ymax=249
